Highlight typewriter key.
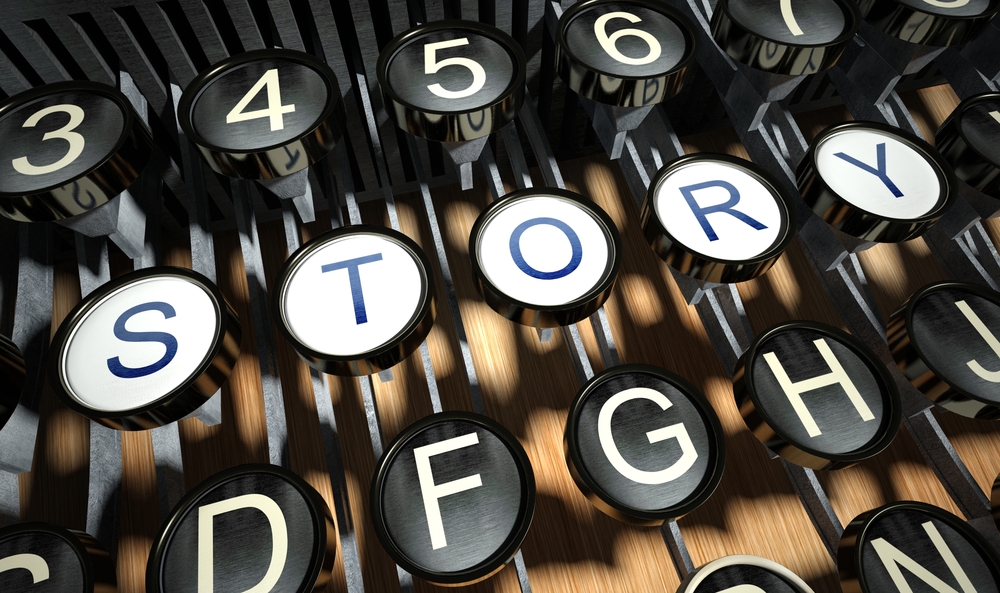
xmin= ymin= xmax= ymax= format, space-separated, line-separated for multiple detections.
xmin=147 ymin=464 xmax=335 ymax=593
xmin=936 ymin=93 xmax=1000 ymax=199
xmin=735 ymin=321 xmax=901 ymax=470
xmin=469 ymin=188 xmax=622 ymax=327
xmin=0 ymin=81 xmax=151 ymax=223
xmin=272 ymin=225 xmax=435 ymax=376
xmin=554 ymin=0 xmax=697 ymax=106
xmin=840 ymin=501 xmax=1000 ymax=592
xmin=377 ymin=20 xmax=525 ymax=142
xmin=49 ymin=267 xmax=241 ymax=430
xmin=0 ymin=335 xmax=24 ymax=433
xmin=711 ymin=0 xmax=860 ymax=75
xmin=642 ymin=153 xmax=795 ymax=284
xmin=565 ymin=364 xmax=725 ymax=524
xmin=0 ymin=522 xmax=115 ymax=592
xmin=798 ymin=121 xmax=956 ymax=243
xmin=677 ymin=554 xmax=814 ymax=593
xmin=859 ymin=0 xmax=1000 ymax=46
xmin=177 ymin=49 xmax=345 ymax=179
xmin=888 ymin=281 xmax=1000 ymax=419
xmin=371 ymin=412 xmax=534 ymax=586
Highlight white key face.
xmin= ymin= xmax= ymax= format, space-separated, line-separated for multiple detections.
xmin=815 ymin=128 xmax=942 ymax=220
xmin=477 ymin=196 xmax=611 ymax=306
xmin=62 ymin=277 xmax=219 ymax=412
xmin=653 ymin=161 xmax=784 ymax=261
xmin=281 ymin=234 xmax=424 ymax=356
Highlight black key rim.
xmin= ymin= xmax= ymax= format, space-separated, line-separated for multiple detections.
xmin=377 ymin=20 xmax=526 ymax=142
xmin=564 ymin=363 xmax=726 ymax=524
xmin=797 ymin=120 xmax=957 ymax=243
xmin=146 ymin=463 xmax=335 ymax=593
xmin=554 ymin=0 xmax=699 ymax=106
xmin=734 ymin=320 xmax=902 ymax=470
xmin=270 ymin=224 xmax=436 ymax=376
xmin=48 ymin=266 xmax=241 ymax=430
xmin=0 ymin=80 xmax=151 ymax=223
xmin=177 ymin=48 xmax=345 ymax=179
xmin=642 ymin=152 xmax=796 ymax=284
xmin=888 ymin=280 xmax=1000 ymax=418
xmin=469 ymin=187 xmax=622 ymax=327
xmin=370 ymin=411 xmax=536 ymax=586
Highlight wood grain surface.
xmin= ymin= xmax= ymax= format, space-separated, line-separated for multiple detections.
xmin=11 ymin=83 xmax=1000 ymax=593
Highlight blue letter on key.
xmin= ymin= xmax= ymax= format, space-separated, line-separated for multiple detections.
xmin=679 ymin=180 xmax=768 ymax=242
xmin=510 ymin=218 xmax=583 ymax=280
xmin=322 ymin=253 xmax=383 ymax=324
xmin=833 ymin=143 xmax=903 ymax=197
xmin=107 ymin=302 xmax=179 ymax=379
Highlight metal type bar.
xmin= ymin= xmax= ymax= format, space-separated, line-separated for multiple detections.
xmin=231 ymin=179 xmax=290 ymax=468
xmin=305 ymin=152 xmax=367 ymax=593
xmin=408 ymin=135 xmax=487 ymax=416
xmin=508 ymin=86 xmax=698 ymax=578
xmin=73 ymin=236 xmax=123 ymax=558
xmin=0 ymin=223 xmax=50 ymax=525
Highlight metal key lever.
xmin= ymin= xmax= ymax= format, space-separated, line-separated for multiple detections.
xmin=0 ymin=223 xmax=50 ymax=528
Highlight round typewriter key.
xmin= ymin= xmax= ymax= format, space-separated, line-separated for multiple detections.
xmin=888 ymin=281 xmax=1000 ymax=419
xmin=734 ymin=321 xmax=901 ymax=470
xmin=937 ymin=93 xmax=1000 ymax=199
xmin=469 ymin=188 xmax=621 ymax=327
xmin=371 ymin=412 xmax=534 ymax=586
xmin=642 ymin=153 xmax=795 ymax=284
xmin=677 ymin=554 xmax=814 ymax=592
xmin=711 ymin=0 xmax=860 ymax=75
xmin=859 ymin=0 xmax=999 ymax=46
xmin=0 ymin=81 xmax=151 ymax=223
xmin=49 ymin=267 xmax=241 ymax=430
xmin=798 ymin=121 xmax=956 ymax=243
xmin=554 ymin=0 xmax=697 ymax=106
xmin=565 ymin=364 xmax=725 ymax=525
xmin=0 ymin=522 xmax=115 ymax=592
xmin=272 ymin=225 xmax=435 ymax=376
xmin=0 ymin=335 xmax=25 ymax=433
xmin=840 ymin=501 xmax=1000 ymax=592
xmin=178 ymin=48 xmax=345 ymax=179
xmin=147 ymin=464 xmax=335 ymax=593
xmin=377 ymin=20 xmax=525 ymax=142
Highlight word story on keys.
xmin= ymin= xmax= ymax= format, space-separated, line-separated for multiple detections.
xmin=2 ymin=0 xmax=1000 ymax=592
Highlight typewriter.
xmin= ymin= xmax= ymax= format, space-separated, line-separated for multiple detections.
xmin=1 ymin=0 xmax=1000 ymax=591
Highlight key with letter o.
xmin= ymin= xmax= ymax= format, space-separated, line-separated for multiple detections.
xmin=146 ymin=464 xmax=335 ymax=593
xmin=177 ymin=49 xmax=345 ymax=179
xmin=469 ymin=188 xmax=622 ymax=327
xmin=554 ymin=0 xmax=698 ymax=106
xmin=859 ymin=0 xmax=1000 ymax=46
xmin=565 ymin=364 xmax=725 ymax=524
xmin=839 ymin=501 xmax=1000 ymax=592
xmin=0 ymin=81 xmax=151 ymax=223
xmin=710 ymin=0 xmax=861 ymax=75
xmin=0 ymin=522 xmax=115 ymax=592
xmin=677 ymin=554 xmax=816 ymax=593
xmin=48 ymin=267 xmax=241 ymax=430
xmin=936 ymin=92 xmax=1000 ymax=201
xmin=888 ymin=281 xmax=1000 ymax=419
xmin=377 ymin=21 xmax=525 ymax=143
xmin=371 ymin=412 xmax=535 ymax=586
xmin=271 ymin=225 xmax=435 ymax=376
xmin=734 ymin=321 xmax=901 ymax=469
xmin=797 ymin=121 xmax=956 ymax=243
xmin=642 ymin=153 xmax=795 ymax=284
